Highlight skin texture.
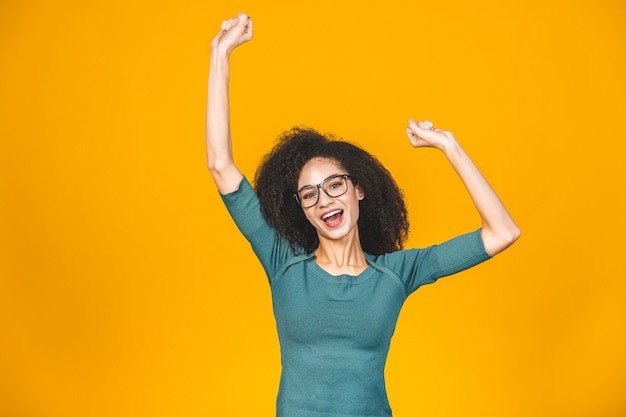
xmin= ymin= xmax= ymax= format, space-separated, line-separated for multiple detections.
xmin=206 ymin=12 xmax=252 ymax=194
xmin=297 ymin=158 xmax=367 ymax=276
xmin=206 ymin=12 xmax=520 ymax=275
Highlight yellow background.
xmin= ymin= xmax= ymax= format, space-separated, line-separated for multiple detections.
xmin=1 ymin=0 xmax=625 ymax=416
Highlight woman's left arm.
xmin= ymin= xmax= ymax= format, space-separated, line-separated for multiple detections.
xmin=406 ymin=119 xmax=521 ymax=256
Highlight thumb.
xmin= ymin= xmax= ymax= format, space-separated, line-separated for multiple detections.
xmin=234 ymin=12 xmax=253 ymax=40
xmin=234 ymin=12 xmax=252 ymax=31
xmin=409 ymin=119 xmax=436 ymax=133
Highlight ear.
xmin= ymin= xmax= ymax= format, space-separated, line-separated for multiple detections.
xmin=356 ymin=185 xmax=364 ymax=200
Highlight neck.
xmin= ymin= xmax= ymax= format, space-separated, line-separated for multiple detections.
xmin=314 ymin=229 xmax=368 ymax=276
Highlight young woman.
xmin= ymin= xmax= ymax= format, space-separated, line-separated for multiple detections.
xmin=207 ymin=13 xmax=520 ymax=417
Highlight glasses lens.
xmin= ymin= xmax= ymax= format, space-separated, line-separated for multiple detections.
xmin=296 ymin=175 xmax=350 ymax=208
xmin=298 ymin=187 xmax=319 ymax=208
xmin=324 ymin=176 xmax=348 ymax=197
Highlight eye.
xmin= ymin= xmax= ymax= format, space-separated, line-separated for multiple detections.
xmin=301 ymin=189 xmax=318 ymax=200
xmin=327 ymin=179 xmax=343 ymax=189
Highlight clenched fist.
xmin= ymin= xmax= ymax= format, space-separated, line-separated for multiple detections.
xmin=211 ymin=12 xmax=253 ymax=57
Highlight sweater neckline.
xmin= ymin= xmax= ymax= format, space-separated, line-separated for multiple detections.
xmin=306 ymin=256 xmax=376 ymax=284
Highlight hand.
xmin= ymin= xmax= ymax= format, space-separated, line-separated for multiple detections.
xmin=211 ymin=12 xmax=253 ymax=57
xmin=406 ymin=119 xmax=456 ymax=150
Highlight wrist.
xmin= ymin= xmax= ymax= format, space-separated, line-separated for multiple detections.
xmin=439 ymin=135 xmax=461 ymax=155
xmin=210 ymin=49 xmax=230 ymax=64
xmin=209 ymin=51 xmax=231 ymax=78
xmin=210 ymin=40 xmax=233 ymax=62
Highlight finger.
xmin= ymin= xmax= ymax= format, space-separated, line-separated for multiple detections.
xmin=410 ymin=123 xmax=440 ymax=140
xmin=244 ymin=17 xmax=253 ymax=40
xmin=222 ymin=16 xmax=243 ymax=37
xmin=408 ymin=118 xmax=431 ymax=129
xmin=406 ymin=127 xmax=419 ymax=141
xmin=407 ymin=118 xmax=420 ymax=133
xmin=417 ymin=120 xmax=435 ymax=130
xmin=236 ymin=12 xmax=249 ymax=27
xmin=407 ymin=119 xmax=430 ymax=133
xmin=236 ymin=13 xmax=253 ymax=35
xmin=221 ymin=17 xmax=235 ymax=33
xmin=233 ymin=13 xmax=253 ymax=41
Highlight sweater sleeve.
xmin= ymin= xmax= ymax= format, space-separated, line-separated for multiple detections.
xmin=219 ymin=176 xmax=294 ymax=282
xmin=379 ymin=229 xmax=491 ymax=296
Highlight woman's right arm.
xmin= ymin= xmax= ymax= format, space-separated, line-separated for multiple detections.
xmin=206 ymin=13 xmax=253 ymax=194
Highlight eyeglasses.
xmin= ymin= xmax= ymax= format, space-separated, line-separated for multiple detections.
xmin=294 ymin=174 xmax=352 ymax=208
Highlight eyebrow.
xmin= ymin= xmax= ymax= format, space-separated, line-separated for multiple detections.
xmin=297 ymin=173 xmax=347 ymax=192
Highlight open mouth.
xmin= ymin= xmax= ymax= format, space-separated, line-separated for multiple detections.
xmin=322 ymin=209 xmax=343 ymax=223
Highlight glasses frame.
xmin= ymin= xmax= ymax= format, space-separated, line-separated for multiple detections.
xmin=293 ymin=174 xmax=352 ymax=208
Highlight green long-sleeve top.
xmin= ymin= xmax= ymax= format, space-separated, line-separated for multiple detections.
xmin=221 ymin=177 xmax=491 ymax=417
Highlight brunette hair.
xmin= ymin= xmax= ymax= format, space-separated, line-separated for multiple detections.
xmin=254 ymin=127 xmax=409 ymax=256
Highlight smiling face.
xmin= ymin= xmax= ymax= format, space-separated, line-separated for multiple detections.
xmin=297 ymin=157 xmax=364 ymax=244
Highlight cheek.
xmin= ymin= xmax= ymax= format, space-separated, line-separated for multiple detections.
xmin=353 ymin=202 xmax=361 ymax=220
xmin=347 ymin=191 xmax=361 ymax=208
xmin=302 ymin=209 xmax=317 ymax=225
xmin=351 ymin=197 xmax=362 ymax=221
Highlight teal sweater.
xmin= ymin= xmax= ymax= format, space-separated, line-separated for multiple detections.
xmin=221 ymin=177 xmax=491 ymax=417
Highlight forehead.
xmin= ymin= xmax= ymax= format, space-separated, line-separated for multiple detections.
xmin=298 ymin=157 xmax=345 ymax=187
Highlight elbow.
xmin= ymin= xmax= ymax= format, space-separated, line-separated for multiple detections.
xmin=207 ymin=162 xmax=231 ymax=186
xmin=206 ymin=158 xmax=242 ymax=194
xmin=206 ymin=160 xmax=219 ymax=175
xmin=206 ymin=153 xmax=218 ymax=172
xmin=207 ymin=163 xmax=220 ymax=179
xmin=206 ymin=157 xmax=230 ymax=175
xmin=505 ymin=224 xmax=521 ymax=246
xmin=483 ymin=223 xmax=521 ymax=257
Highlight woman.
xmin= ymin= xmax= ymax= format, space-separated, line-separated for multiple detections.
xmin=207 ymin=13 xmax=520 ymax=417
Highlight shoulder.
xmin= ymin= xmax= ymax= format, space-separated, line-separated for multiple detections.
xmin=365 ymin=251 xmax=425 ymax=298
xmin=369 ymin=248 xmax=426 ymax=269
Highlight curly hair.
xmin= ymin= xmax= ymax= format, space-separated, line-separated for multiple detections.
xmin=254 ymin=127 xmax=409 ymax=256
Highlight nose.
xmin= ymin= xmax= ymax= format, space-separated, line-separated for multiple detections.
xmin=317 ymin=187 xmax=334 ymax=207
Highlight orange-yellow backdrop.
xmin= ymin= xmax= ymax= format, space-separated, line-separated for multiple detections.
xmin=1 ymin=1 xmax=625 ymax=416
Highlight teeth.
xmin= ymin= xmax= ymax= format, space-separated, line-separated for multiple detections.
xmin=322 ymin=209 xmax=342 ymax=221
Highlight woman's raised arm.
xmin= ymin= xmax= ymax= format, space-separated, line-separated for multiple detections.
xmin=406 ymin=119 xmax=521 ymax=257
xmin=206 ymin=13 xmax=253 ymax=194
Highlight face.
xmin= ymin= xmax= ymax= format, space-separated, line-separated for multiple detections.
xmin=297 ymin=158 xmax=363 ymax=244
